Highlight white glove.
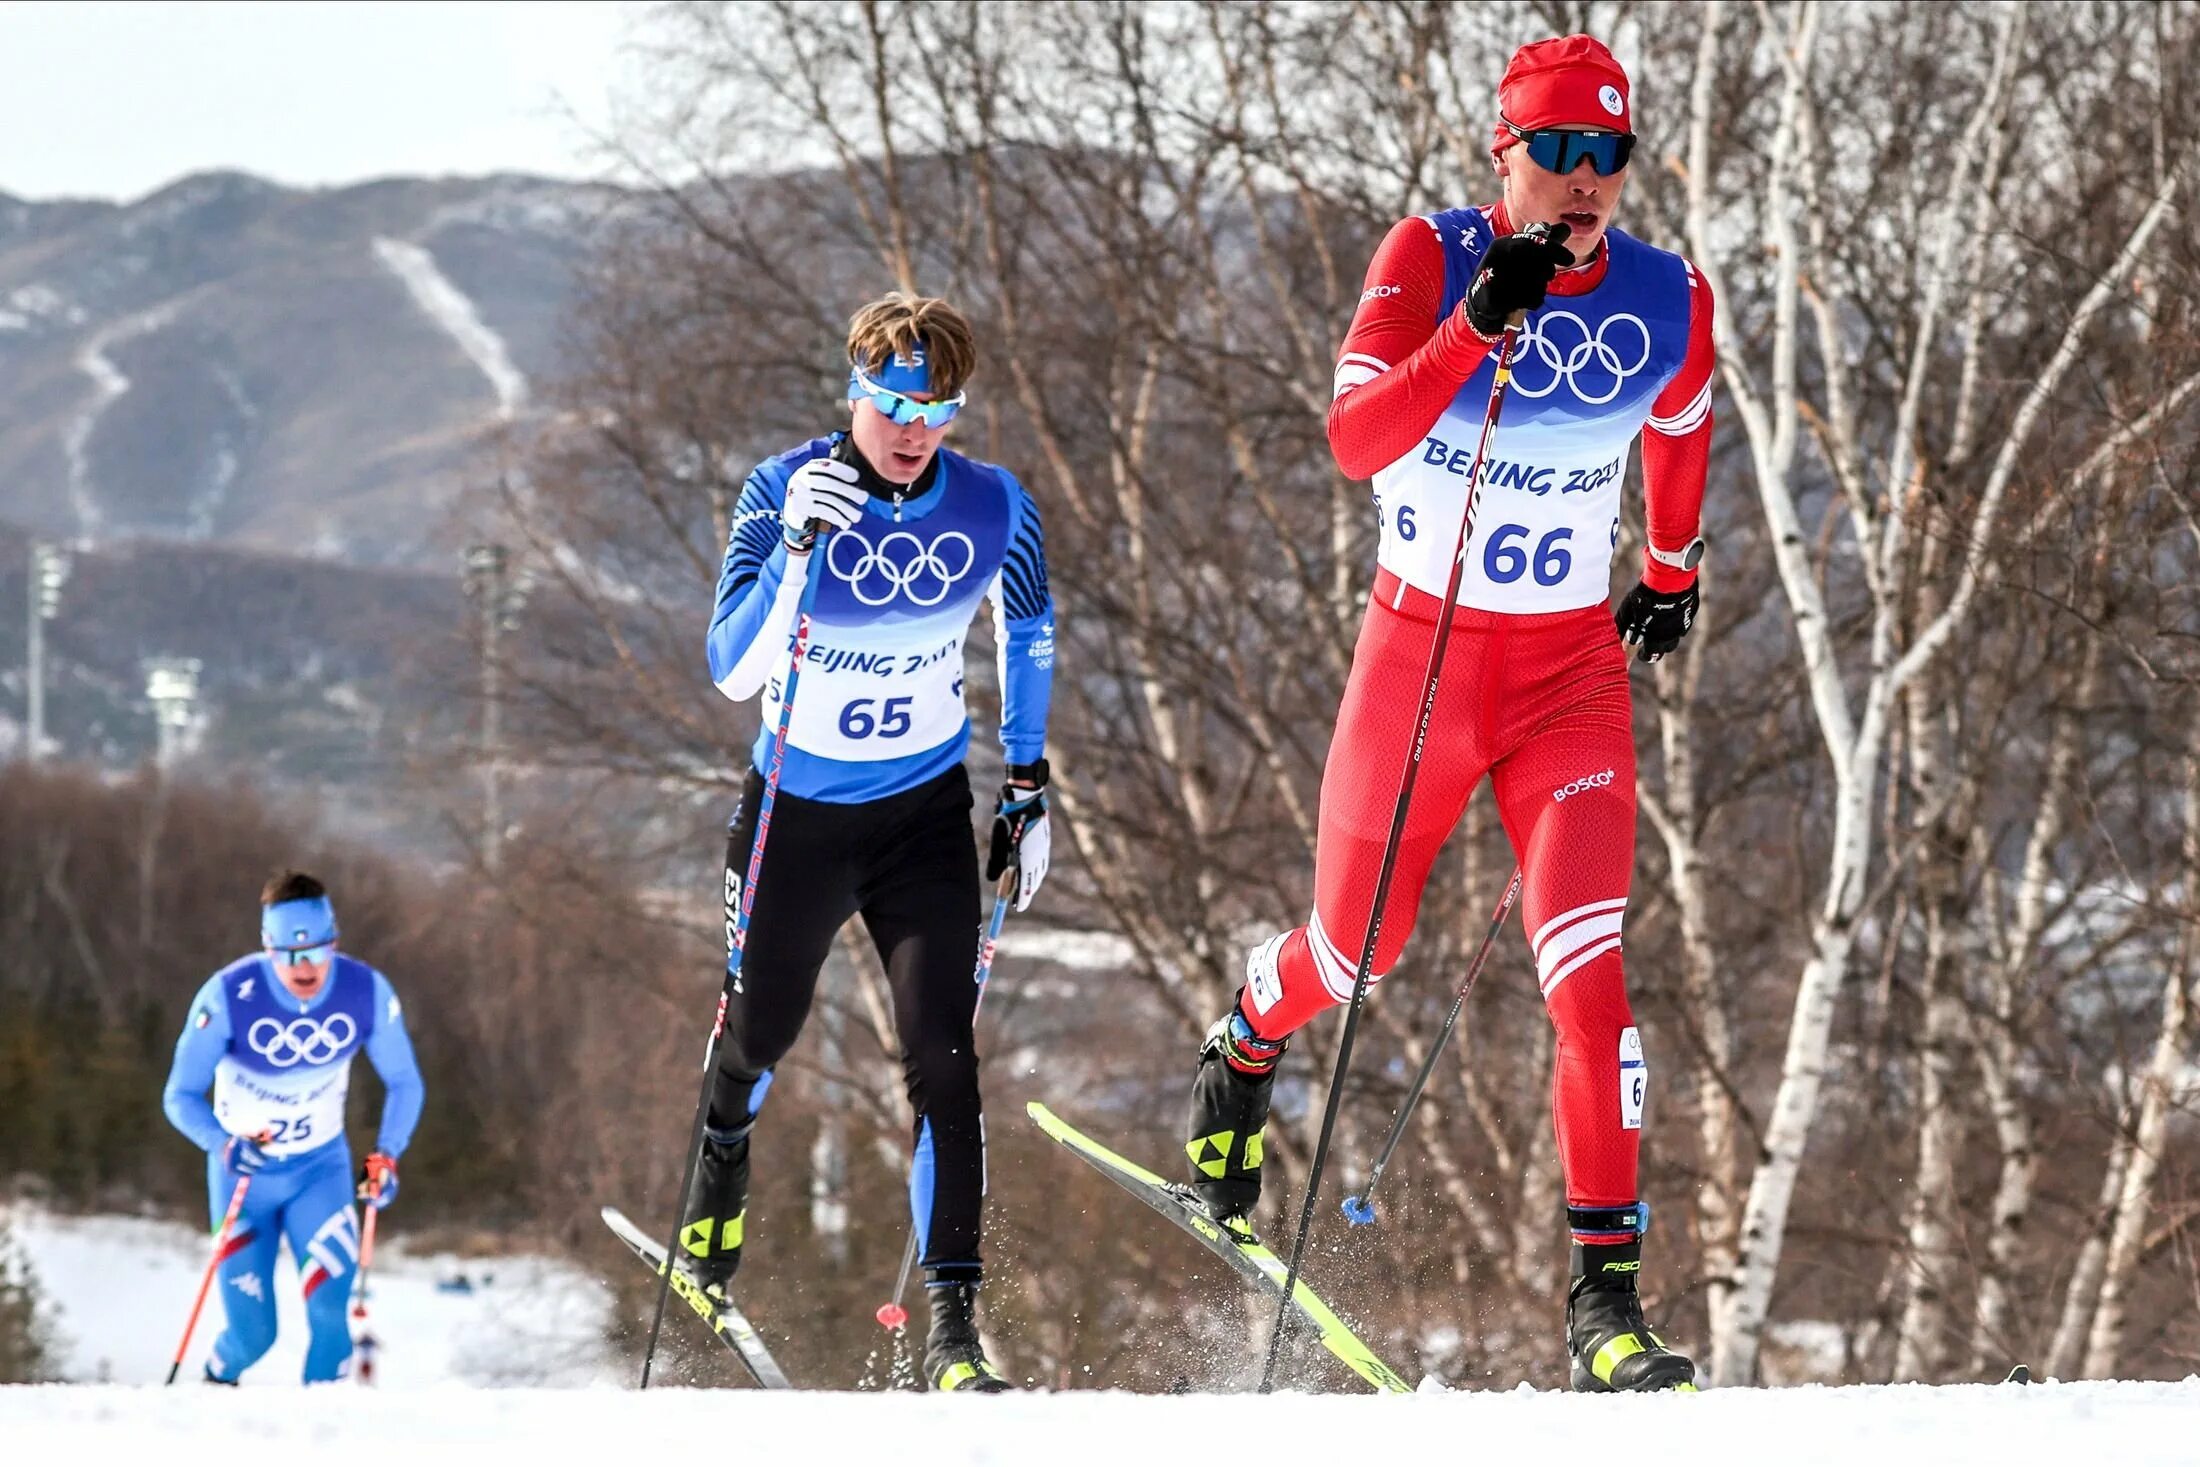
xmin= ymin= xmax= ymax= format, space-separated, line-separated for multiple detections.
xmin=1007 ymin=811 xmax=1050 ymax=912
xmin=782 ymin=457 xmax=865 ymax=552
xmin=987 ymin=778 xmax=1051 ymax=912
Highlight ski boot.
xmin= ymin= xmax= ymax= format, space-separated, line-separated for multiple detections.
xmin=1564 ymin=1204 xmax=1696 ymax=1392
xmin=1184 ymin=992 xmax=1287 ymax=1226
xmin=924 ymin=1277 xmax=1011 ymax=1392
xmin=676 ymin=1120 xmax=751 ymax=1299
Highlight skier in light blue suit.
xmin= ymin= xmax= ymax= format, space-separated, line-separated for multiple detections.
xmin=163 ymin=870 xmax=424 ymax=1384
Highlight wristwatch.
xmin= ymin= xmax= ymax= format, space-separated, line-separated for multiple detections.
xmin=1647 ymin=536 xmax=1706 ymax=573
xmin=1007 ymin=758 xmax=1051 ymax=789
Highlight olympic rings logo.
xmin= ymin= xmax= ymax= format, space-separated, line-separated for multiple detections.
xmin=1511 ymin=310 xmax=1652 ymax=406
xmin=826 ymin=528 xmax=976 ymax=607
xmin=246 ymin=1014 xmax=357 ymax=1068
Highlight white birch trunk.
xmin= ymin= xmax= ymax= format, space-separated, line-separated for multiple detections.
xmin=2079 ymin=754 xmax=2200 ymax=1378
xmin=1967 ymin=632 xmax=2101 ymax=1373
xmin=2045 ymin=1127 xmax=2129 ymax=1380
xmin=1891 ymin=960 xmax=1964 ymax=1380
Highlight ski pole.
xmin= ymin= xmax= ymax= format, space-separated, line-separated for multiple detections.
xmin=1259 ymin=290 xmax=1544 ymax=1393
xmin=640 ymin=530 xmax=832 ymax=1390
xmin=350 ymin=1197 xmax=380 ymax=1385
xmin=167 ymin=1174 xmax=251 ymax=1385
xmin=876 ymin=870 xmax=1017 ymax=1332
xmin=1341 ymin=867 xmax=1521 ymax=1226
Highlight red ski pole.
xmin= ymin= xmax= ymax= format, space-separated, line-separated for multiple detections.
xmin=352 ymin=1202 xmax=380 ymax=1385
xmin=167 ymin=1174 xmax=251 ymax=1385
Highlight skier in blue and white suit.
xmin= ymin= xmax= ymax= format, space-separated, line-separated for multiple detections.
xmin=163 ymin=870 xmax=424 ymax=1384
xmin=688 ymin=292 xmax=1052 ymax=1393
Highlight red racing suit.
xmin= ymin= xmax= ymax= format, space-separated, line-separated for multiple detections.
xmin=1244 ymin=202 xmax=1714 ymax=1209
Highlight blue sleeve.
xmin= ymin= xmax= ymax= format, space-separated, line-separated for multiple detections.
xmin=991 ymin=479 xmax=1055 ymax=765
xmin=365 ymin=970 xmax=426 ymax=1158
xmin=706 ymin=463 xmax=806 ymax=700
xmin=162 ymin=976 xmax=233 ymax=1154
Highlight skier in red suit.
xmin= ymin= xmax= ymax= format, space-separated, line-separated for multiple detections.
xmin=1182 ymin=34 xmax=1712 ymax=1392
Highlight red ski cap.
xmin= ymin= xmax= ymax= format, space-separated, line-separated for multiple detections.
xmin=1492 ymin=35 xmax=1632 ymax=159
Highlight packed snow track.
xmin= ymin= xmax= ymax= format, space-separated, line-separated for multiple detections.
xmin=6 ymin=1378 xmax=2198 ymax=1466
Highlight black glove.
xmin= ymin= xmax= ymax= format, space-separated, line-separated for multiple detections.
xmin=1463 ymin=220 xmax=1575 ymax=336
xmin=986 ymin=759 xmax=1051 ymax=913
xmin=1614 ymin=580 xmax=1699 ymax=663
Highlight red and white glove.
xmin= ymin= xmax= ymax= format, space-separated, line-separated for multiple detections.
xmin=357 ymin=1152 xmax=400 ymax=1210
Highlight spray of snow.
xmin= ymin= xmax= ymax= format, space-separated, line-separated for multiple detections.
xmin=371 ymin=237 xmax=529 ymax=420
xmin=64 ymin=304 xmax=177 ymax=538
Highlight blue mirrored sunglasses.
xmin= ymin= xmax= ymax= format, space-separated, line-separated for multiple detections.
xmin=1506 ymin=121 xmax=1635 ymax=177
xmin=274 ymin=942 xmax=337 ymax=967
xmin=850 ymin=363 xmax=966 ymax=427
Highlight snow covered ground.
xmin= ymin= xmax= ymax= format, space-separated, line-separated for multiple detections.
xmin=8 ymin=1205 xmax=2198 ymax=1465
xmin=4 ymin=1202 xmax=619 ymax=1388
xmin=3 ymin=1378 xmax=2197 ymax=1467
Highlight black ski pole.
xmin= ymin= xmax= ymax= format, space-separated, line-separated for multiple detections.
xmin=1258 ymin=296 xmax=1541 ymax=1393
xmin=875 ymin=871 xmax=1016 ymax=1332
xmin=1341 ymin=867 xmax=1521 ymax=1226
xmin=639 ymin=541 xmax=829 ymax=1390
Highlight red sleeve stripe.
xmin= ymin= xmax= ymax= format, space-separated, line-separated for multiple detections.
xmin=1332 ymin=352 xmax=1392 ymax=398
xmin=1647 ymin=380 xmax=1712 ymax=436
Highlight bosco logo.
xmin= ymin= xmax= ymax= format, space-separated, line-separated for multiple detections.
xmin=1553 ymin=768 xmax=1616 ymax=802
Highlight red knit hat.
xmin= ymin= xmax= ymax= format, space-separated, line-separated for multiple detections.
xmin=1492 ymin=35 xmax=1632 ymax=160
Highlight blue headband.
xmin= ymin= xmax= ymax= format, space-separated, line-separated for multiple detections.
xmin=262 ymin=896 xmax=338 ymax=950
xmin=847 ymin=339 xmax=933 ymax=399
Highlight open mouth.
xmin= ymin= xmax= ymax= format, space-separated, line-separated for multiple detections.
xmin=888 ymin=447 xmax=929 ymax=476
xmin=1561 ymin=209 xmax=1600 ymax=231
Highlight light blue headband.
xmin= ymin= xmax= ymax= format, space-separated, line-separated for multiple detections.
xmin=847 ymin=338 xmax=932 ymax=398
xmin=262 ymin=895 xmax=338 ymax=950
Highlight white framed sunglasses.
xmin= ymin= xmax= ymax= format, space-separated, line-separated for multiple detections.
xmin=850 ymin=362 xmax=966 ymax=427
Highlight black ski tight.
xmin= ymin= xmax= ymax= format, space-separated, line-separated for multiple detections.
xmin=711 ymin=763 xmax=986 ymax=1280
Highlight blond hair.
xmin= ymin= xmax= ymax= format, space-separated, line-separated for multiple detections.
xmin=846 ymin=292 xmax=978 ymax=401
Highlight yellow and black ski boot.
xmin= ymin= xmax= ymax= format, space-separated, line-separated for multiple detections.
xmin=924 ymin=1277 xmax=1012 ymax=1392
xmin=1565 ymin=1204 xmax=1697 ymax=1392
xmin=1184 ymin=992 xmax=1287 ymax=1225
xmin=677 ymin=1121 xmax=750 ymax=1299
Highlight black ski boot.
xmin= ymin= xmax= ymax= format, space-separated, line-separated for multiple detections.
xmin=677 ymin=1121 xmax=751 ymax=1299
xmin=924 ymin=1278 xmax=1011 ymax=1392
xmin=1184 ymin=993 xmax=1286 ymax=1226
xmin=1564 ymin=1204 xmax=1696 ymax=1392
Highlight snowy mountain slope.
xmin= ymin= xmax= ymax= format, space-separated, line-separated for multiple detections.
xmin=5 ymin=1203 xmax=618 ymax=1388
xmin=0 ymin=173 xmax=620 ymax=565
xmin=4 ymin=1378 xmax=2198 ymax=1467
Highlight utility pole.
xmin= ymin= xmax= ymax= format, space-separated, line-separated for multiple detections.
xmin=26 ymin=541 xmax=70 ymax=763
xmin=142 ymin=656 xmax=202 ymax=771
xmin=463 ymin=544 xmax=529 ymax=874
